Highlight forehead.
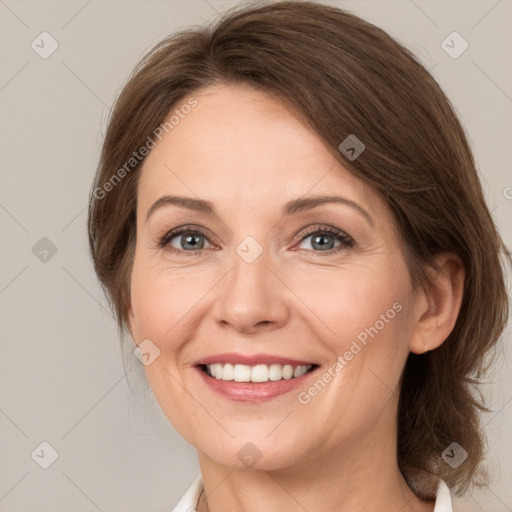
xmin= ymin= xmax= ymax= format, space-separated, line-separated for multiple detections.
xmin=137 ymin=83 xmax=381 ymax=220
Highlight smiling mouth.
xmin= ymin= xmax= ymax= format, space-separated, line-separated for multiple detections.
xmin=198 ymin=363 xmax=318 ymax=383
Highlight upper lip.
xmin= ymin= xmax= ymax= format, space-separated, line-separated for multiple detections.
xmin=194 ymin=353 xmax=316 ymax=366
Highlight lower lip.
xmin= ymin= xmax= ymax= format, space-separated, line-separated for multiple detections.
xmin=195 ymin=366 xmax=317 ymax=402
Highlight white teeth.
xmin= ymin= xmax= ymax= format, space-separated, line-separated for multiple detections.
xmin=221 ymin=363 xmax=233 ymax=381
xmin=269 ymin=364 xmax=283 ymax=381
xmin=251 ymin=364 xmax=269 ymax=383
xmin=234 ymin=364 xmax=251 ymax=382
xmin=205 ymin=363 xmax=312 ymax=382
xmin=282 ymin=365 xmax=294 ymax=379
xmin=213 ymin=363 xmax=222 ymax=379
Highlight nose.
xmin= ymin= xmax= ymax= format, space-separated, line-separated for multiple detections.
xmin=211 ymin=246 xmax=290 ymax=335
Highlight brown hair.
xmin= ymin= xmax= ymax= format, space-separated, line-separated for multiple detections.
xmin=87 ymin=0 xmax=510 ymax=497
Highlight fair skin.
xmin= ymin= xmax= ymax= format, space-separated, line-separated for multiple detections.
xmin=127 ymin=83 xmax=465 ymax=512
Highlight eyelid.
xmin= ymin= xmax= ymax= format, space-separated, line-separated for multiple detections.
xmin=294 ymin=224 xmax=352 ymax=242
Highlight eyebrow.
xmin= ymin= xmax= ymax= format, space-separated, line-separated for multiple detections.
xmin=145 ymin=194 xmax=374 ymax=226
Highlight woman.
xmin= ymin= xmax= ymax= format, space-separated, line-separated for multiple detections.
xmin=87 ymin=2 xmax=510 ymax=511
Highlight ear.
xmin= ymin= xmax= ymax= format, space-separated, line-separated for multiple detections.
xmin=409 ymin=253 xmax=465 ymax=354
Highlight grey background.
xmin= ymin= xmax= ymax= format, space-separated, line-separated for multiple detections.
xmin=0 ymin=0 xmax=511 ymax=510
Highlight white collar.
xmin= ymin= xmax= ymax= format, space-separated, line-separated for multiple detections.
xmin=171 ymin=474 xmax=454 ymax=511
xmin=433 ymin=479 xmax=454 ymax=511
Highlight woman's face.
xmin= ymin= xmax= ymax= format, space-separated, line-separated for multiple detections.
xmin=127 ymin=83 xmax=421 ymax=471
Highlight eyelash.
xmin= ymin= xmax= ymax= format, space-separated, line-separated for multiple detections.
xmin=158 ymin=224 xmax=354 ymax=256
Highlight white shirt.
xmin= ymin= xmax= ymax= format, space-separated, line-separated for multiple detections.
xmin=170 ymin=474 xmax=454 ymax=511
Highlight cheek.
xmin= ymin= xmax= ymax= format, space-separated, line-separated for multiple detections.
xmin=327 ymin=274 xmax=413 ymax=400
xmin=286 ymin=261 xmax=410 ymax=351
xmin=129 ymin=257 xmax=174 ymax=342
xmin=129 ymin=257 xmax=217 ymax=350
xmin=287 ymin=260 xmax=414 ymax=406
xmin=293 ymin=268 xmax=413 ymax=423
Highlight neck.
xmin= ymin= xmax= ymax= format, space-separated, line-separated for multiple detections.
xmin=195 ymin=412 xmax=435 ymax=512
